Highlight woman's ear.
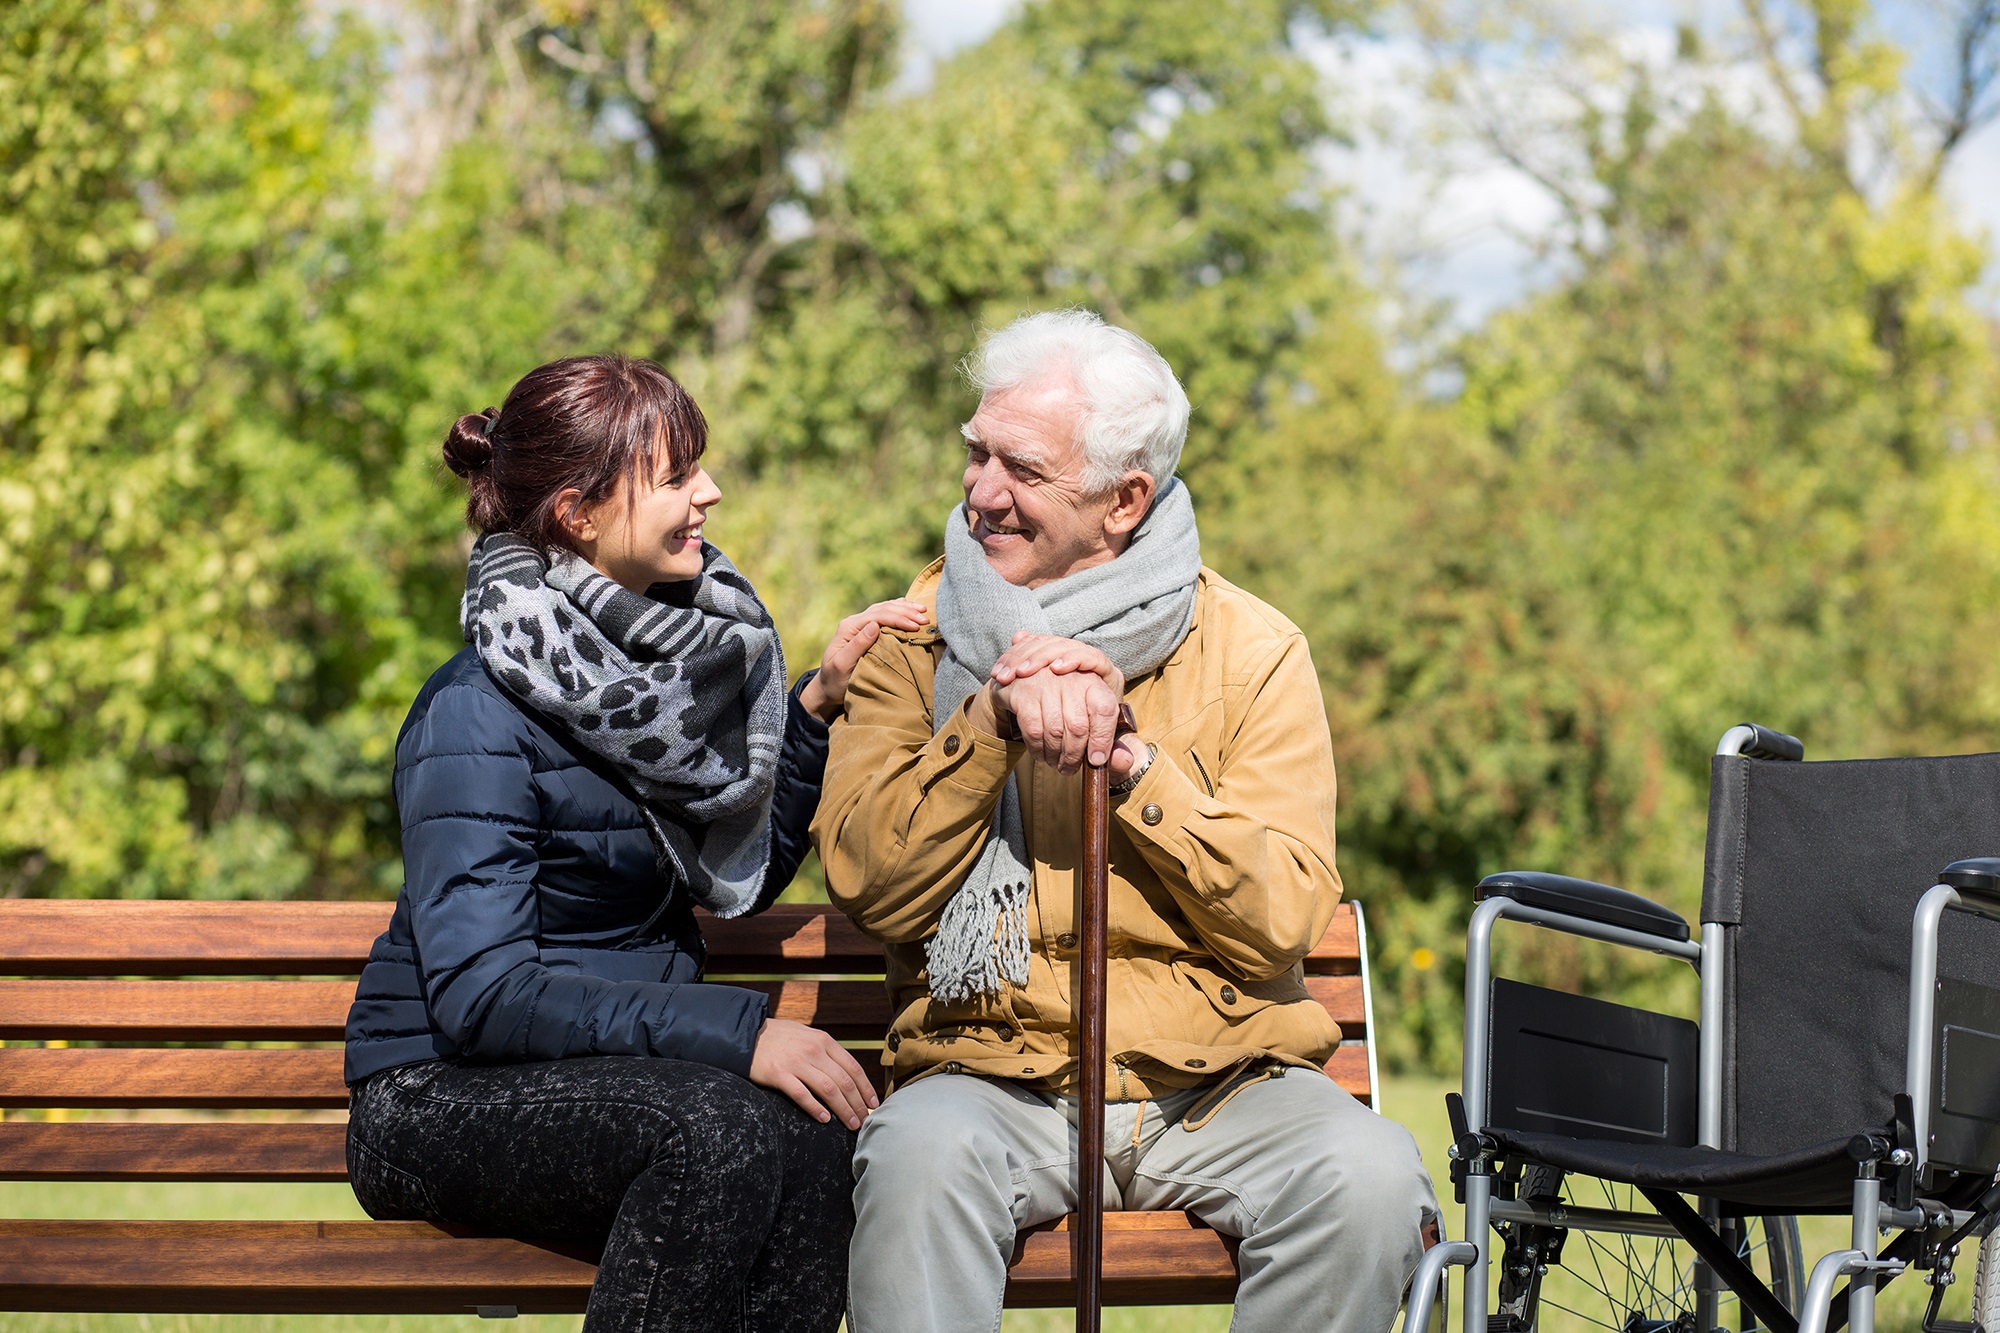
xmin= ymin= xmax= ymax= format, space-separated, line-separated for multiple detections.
xmin=555 ymin=487 xmax=597 ymax=543
xmin=1102 ymin=471 xmax=1157 ymax=538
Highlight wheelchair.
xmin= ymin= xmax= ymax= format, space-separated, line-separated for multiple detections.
xmin=1404 ymin=724 xmax=2000 ymax=1333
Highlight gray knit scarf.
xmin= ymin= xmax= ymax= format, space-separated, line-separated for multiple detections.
xmin=462 ymin=533 xmax=786 ymax=918
xmin=927 ymin=478 xmax=1203 ymax=1002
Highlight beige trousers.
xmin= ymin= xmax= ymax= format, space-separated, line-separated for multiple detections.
xmin=847 ymin=1068 xmax=1437 ymax=1333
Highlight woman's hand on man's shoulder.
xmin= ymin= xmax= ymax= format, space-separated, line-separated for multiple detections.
xmin=798 ymin=598 xmax=929 ymax=722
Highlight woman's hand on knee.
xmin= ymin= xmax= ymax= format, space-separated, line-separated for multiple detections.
xmin=799 ymin=599 xmax=929 ymax=722
xmin=749 ymin=1017 xmax=879 ymax=1130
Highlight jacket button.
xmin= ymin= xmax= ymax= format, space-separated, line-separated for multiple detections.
xmin=942 ymin=734 xmax=961 ymax=756
xmin=887 ymin=1033 xmax=901 ymax=1050
xmin=994 ymin=1024 xmax=1013 ymax=1041
xmin=1056 ymin=932 xmax=1078 ymax=950
xmin=1186 ymin=1058 xmax=1207 ymax=1068
xmin=942 ymin=1061 xmax=961 ymax=1074
xmin=1141 ymin=803 xmax=1163 ymax=825
xmin=1220 ymin=985 xmax=1238 ymax=1004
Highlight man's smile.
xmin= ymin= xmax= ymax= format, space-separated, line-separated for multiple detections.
xmin=971 ymin=513 xmax=1030 ymax=541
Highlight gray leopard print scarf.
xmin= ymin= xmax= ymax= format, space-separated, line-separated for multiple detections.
xmin=462 ymin=533 xmax=786 ymax=918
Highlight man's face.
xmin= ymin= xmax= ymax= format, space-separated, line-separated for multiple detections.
xmin=960 ymin=374 xmax=1120 ymax=589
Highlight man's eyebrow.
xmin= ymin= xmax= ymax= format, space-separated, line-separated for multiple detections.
xmin=959 ymin=425 xmax=1051 ymax=474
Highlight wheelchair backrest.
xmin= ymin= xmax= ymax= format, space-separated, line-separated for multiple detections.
xmin=1701 ymin=749 xmax=2000 ymax=1156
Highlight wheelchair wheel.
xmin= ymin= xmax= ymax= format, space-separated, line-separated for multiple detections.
xmin=1972 ymin=1231 xmax=2000 ymax=1333
xmin=1490 ymin=1174 xmax=1802 ymax=1333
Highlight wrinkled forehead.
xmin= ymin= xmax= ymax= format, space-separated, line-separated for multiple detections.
xmin=962 ymin=373 xmax=1085 ymax=469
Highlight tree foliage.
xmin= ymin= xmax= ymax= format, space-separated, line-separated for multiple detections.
xmin=4 ymin=0 xmax=1998 ymax=1074
xmin=1258 ymin=0 xmax=2000 ymax=1065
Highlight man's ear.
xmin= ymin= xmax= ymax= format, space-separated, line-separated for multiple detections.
xmin=555 ymin=487 xmax=597 ymax=543
xmin=1102 ymin=471 xmax=1156 ymax=539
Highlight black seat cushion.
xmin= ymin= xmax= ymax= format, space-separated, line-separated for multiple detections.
xmin=1488 ymin=1127 xmax=1859 ymax=1212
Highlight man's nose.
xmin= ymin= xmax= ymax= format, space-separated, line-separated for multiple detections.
xmin=966 ymin=457 xmax=1008 ymax=511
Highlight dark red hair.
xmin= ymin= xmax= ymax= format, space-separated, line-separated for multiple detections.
xmin=442 ymin=354 xmax=708 ymax=553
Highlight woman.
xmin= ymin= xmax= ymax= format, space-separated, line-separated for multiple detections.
xmin=342 ymin=354 xmax=923 ymax=1332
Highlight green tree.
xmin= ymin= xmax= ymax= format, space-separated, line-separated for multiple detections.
xmin=0 ymin=0 xmax=396 ymax=898
xmin=1 ymin=0 xmax=1390 ymax=903
xmin=12 ymin=0 xmax=1998 ymax=1092
xmin=1242 ymin=0 xmax=2000 ymax=1068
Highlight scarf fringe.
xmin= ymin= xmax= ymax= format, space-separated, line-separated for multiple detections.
xmin=924 ymin=481 xmax=1202 ymax=1003
xmin=926 ymin=874 xmax=1031 ymax=1005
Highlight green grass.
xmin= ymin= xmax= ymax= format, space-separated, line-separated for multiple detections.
xmin=0 ymin=1078 xmax=1980 ymax=1332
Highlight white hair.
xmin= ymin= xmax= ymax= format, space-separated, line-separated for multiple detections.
xmin=964 ymin=309 xmax=1190 ymax=494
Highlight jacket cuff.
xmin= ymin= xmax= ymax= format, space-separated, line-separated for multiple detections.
xmin=1113 ymin=740 xmax=1202 ymax=847
xmin=650 ymin=983 xmax=771 ymax=1079
xmin=788 ymin=670 xmax=831 ymax=739
xmin=930 ymin=694 xmax=1021 ymax=793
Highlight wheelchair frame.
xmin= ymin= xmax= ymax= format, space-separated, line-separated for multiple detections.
xmin=1403 ymin=725 xmax=2000 ymax=1333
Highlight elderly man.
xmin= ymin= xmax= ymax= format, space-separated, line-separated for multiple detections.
xmin=813 ymin=310 xmax=1435 ymax=1332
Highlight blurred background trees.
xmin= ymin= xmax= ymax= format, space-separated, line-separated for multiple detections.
xmin=3 ymin=0 xmax=1996 ymax=1069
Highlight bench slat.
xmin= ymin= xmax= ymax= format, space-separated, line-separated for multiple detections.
xmin=1009 ymin=1218 xmax=1241 ymax=1307
xmin=0 ymin=1228 xmax=599 ymax=1315
xmin=0 ymin=1047 xmax=892 ymax=1108
xmin=0 ymin=902 xmax=895 ymax=975
xmin=0 ymin=1123 xmax=348 ymax=1182
xmin=0 ymin=900 xmax=1361 ymax=976
xmin=698 ymin=904 xmax=892 ymax=973
xmin=1326 ymin=1045 xmax=1370 ymax=1100
xmin=0 ymin=975 xmax=1366 ymax=1043
xmin=0 ymin=980 xmax=358 ymax=1041
xmin=0 ymin=1049 xmax=349 ymax=1109
xmin=0 ymin=1216 xmax=1239 ymax=1312
xmin=0 ymin=978 xmax=898 ymax=1042
xmin=0 ymin=902 xmax=391 ymax=976
xmin=0 ymin=1039 xmax=1364 ymax=1110
xmin=1303 ymin=906 xmax=1361 ymax=975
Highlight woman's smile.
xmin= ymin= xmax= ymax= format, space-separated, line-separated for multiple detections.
xmin=582 ymin=463 xmax=723 ymax=591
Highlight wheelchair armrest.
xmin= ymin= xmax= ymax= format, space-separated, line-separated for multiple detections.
xmin=1940 ymin=857 xmax=2000 ymax=908
xmin=1475 ymin=871 xmax=1691 ymax=943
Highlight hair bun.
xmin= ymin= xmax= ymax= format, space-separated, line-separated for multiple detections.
xmin=443 ymin=410 xmax=499 ymax=478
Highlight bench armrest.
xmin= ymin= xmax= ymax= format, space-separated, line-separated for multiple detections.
xmin=1475 ymin=871 xmax=1691 ymax=944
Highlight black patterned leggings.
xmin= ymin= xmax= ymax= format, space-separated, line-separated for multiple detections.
xmin=346 ymin=1056 xmax=855 ymax=1333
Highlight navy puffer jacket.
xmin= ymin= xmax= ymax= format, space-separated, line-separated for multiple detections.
xmin=343 ymin=646 xmax=827 ymax=1085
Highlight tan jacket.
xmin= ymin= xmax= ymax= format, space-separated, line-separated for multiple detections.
xmin=812 ymin=558 xmax=1345 ymax=1100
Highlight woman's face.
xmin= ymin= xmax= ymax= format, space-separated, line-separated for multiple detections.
xmin=576 ymin=457 xmax=722 ymax=593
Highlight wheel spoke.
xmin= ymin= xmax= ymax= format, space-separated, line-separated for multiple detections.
xmin=1539 ymin=1295 xmax=1630 ymax=1332
xmin=1493 ymin=1175 xmax=1799 ymax=1332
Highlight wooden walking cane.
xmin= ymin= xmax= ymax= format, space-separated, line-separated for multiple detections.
xmin=1075 ymin=704 xmax=1133 ymax=1331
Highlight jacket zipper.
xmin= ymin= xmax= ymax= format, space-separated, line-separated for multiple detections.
xmin=1189 ymin=750 xmax=1215 ymax=796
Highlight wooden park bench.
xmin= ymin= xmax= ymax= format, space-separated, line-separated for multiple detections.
xmin=0 ymin=897 xmax=1379 ymax=1316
